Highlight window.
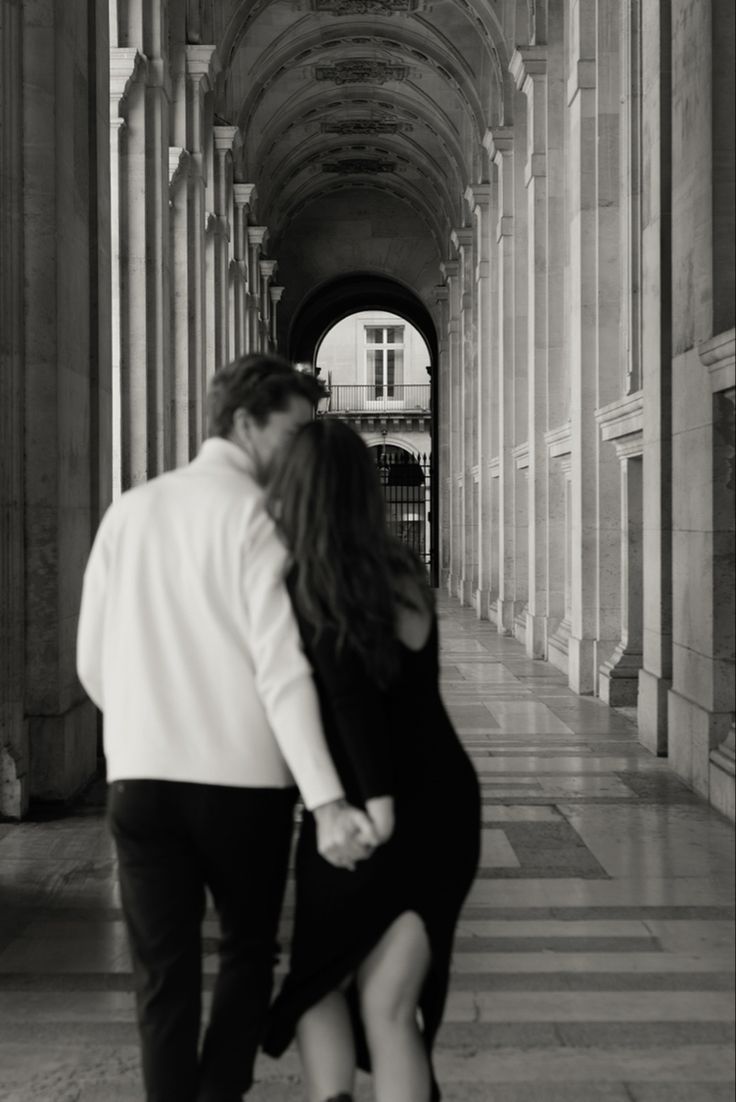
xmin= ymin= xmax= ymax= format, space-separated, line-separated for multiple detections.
xmin=365 ymin=325 xmax=404 ymax=398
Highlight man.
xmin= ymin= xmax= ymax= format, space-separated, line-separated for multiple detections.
xmin=77 ymin=354 xmax=378 ymax=1102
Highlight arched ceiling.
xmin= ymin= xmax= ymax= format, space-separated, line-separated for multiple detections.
xmin=289 ymin=272 xmax=439 ymax=365
xmin=202 ymin=0 xmax=527 ymax=342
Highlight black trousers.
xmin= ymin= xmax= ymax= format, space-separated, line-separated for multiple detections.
xmin=108 ymin=779 xmax=296 ymax=1102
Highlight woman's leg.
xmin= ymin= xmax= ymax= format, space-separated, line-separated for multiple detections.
xmin=356 ymin=912 xmax=432 ymax=1102
xmin=296 ymin=989 xmax=356 ymax=1102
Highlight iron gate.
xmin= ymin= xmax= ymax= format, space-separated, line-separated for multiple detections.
xmin=372 ymin=447 xmax=432 ymax=573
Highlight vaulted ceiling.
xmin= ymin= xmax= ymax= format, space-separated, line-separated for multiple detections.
xmin=200 ymin=0 xmax=528 ymax=348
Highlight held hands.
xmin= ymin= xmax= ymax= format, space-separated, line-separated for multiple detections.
xmin=313 ymin=795 xmax=395 ymax=871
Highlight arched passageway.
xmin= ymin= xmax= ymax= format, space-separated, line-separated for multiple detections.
xmin=0 ymin=0 xmax=733 ymax=827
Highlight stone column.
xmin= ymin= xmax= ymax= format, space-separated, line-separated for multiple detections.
xmin=269 ymin=286 xmax=284 ymax=349
xmin=21 ymin=0 xmax=111 ymax=803
xmin=451 ymin=227 xmax=476 ymax=605
xmin=232 ymin=184 xmax=255 ymax=355
xmin=511 ymin=46 xmax=549 ymax=658
xmin=485 ymin=128 xmax=518 ymax=635
xmin=259 ymin=259 xmax=278 ymax=351
xmin=544 ymin=8 xmax=569 ymax=664
xmin=441 ymin=259 xmax=462 ymax=597
xmin=114 ymin=20 xmax=172 ymax=486
xmin=0 ymin=0 xmax=28 ymax=816
xmin=168 ymin=45 xmax=217 ymax=463
xmin=638 ymin=0 xmax=673 ymax=751
xmin=466 ymin=185 xmax=494 ymax=619
xmin=247 ymin=226 xmax=268 ymax=353
xmin=596 ymin=400 xmax=645 ymax=705
xmin=666 ymin=0 xmax=735 ymax=805
xmin=213 ymin=126 xmax=238 ymax=369
xmin=566 ymin=0 xmax=599 ymax=693
xmin=434 ymin=285 xmax=451 ymax=589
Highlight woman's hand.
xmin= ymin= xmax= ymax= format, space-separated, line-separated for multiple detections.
xmin=365 ymin=796 xmax=395 ymax=844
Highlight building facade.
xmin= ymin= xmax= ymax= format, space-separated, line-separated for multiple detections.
xmin=0 ymin=0 xmax=733 ymax=821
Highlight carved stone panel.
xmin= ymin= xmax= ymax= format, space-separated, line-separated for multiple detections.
xmin=321 ymin=119 xmax=411 ymax=135
xmin=312 ymin=0 xmax=419 ymax=12
xmin=315 ymin=60 xmax=409 ymax=85
xmin=323 ymin=158 xmax=396 ymax=173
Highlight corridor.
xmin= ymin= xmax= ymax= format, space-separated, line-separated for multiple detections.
xmin=0 ymin=597 xmax=733 ymax=1102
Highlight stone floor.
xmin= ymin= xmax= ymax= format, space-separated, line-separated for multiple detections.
xmin=0 ymin=596 xmax=734 ymax=1101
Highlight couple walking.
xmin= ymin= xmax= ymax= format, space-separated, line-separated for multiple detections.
xmin=77 ymin=354 xmax=481 ymax=1102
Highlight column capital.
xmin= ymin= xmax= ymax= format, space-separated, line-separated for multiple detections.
xmin=168 ymin=147 xmax=190 ymax=193
xmin=213 ymin=125 xmax=239 ymax=154
xmin=450 ymin=227 xmax=474 ymax=252
xmin=440 ymin=259 xmax=459 ymax=280
xmin=433 ymin=284 xmax=449 ymax=303
xmin=270 ymin=285 xmax=285 ymax=305
xmin=110 ymin=47 xmax=146 ymax=115
xmin=248 ymin=226 xmax=269 ymax=248
xmin=185 ymin=44 xmax=221 ymax=91
xmin=259 ymin=259 xmax=278 ymax=280
xmin=465 ymin=183 xmax=492 ymax=211
xmin=483 ymin=127 xmax=513 ymax=162
xmin=509 ymin=46 xmax=547 ymax=91
xmin=233 ymin=183 xmax=257 ymax=209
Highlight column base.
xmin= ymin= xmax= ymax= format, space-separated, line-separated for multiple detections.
xmin=0 ymin=723 xmax=30 ymax=820
xmin=568 ymin=634 xmax=597 ymax=695
xmin=29 ymin=698 xmax=99 ymax=803
xmin=637 ymin=667 xmax=671 ymax=756
xmin=456 ymin=576 xmax=473 ymax=606
xmin=667 ymin=687 xmax=733 ymax=803
xmin=474 ymin=588 xmax=491 ymax=619
xmin=710 ymin=724 xmax=735 ymax=822
xmin=495 ymin=597 xmax=519 ymax=636
xmin=599 ymin=646 xmax=644 ymax=707
xmin=513 ymin=607 xmax=528 ymax=648
xmin=525 ymin=611 xmax=548 ymax=659
xmin=548 ymin=618 xmax=571 ymax=676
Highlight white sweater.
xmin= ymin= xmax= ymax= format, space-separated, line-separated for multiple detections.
xmin=76 ymin=438 xmax=344 ymax=810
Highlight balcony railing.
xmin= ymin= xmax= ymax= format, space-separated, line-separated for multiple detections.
xmin=321 ymin=384 xmax=431 ymax=414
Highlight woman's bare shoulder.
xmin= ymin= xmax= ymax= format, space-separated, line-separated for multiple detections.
xmin=394 ymin=571 xmax=434 ymax=651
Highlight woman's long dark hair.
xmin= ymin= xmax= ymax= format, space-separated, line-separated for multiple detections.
xmin=267 ymin=419 xmax=430 ymax=687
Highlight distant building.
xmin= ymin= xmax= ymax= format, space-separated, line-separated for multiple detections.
xmin=317 ymin=311 xmax=432 ymax=568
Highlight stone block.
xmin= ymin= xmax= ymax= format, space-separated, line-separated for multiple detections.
xmin=29 ymin=699 xmax=98 ymax=803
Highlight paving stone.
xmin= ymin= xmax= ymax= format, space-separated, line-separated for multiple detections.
xmin=0 ymin=596 xmax=733 ymax=1102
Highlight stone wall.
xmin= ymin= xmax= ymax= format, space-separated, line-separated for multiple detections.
xmin=0 ymin=0 xmax=112 ymax=816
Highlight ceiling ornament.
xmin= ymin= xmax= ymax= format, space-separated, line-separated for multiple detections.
xmin=315 ymin=60 xmax=409 ymax=84
xmin=312 ymin=0 xmax=420 ymax=10
xmin=323 ymin=158 xmax=397 ymax=173
xmin=320 ymin=119 xmax=412 ymax=135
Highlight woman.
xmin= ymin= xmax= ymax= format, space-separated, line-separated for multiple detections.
xmin=262 ymin=419 xmax=481 ymax=1102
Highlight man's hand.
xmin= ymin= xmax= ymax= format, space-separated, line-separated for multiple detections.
xmin=313 ymin=799 xmax=379 ymax=870
xmin=365 ymin=796 xmax=395 ymax=844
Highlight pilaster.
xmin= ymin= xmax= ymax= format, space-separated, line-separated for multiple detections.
xmin=512 ymin=45 xmax=549 ymax=658
xmin=113 ymin=34 xmax=172 ymax=485
xmin=484 ymin=128 xmax=519 ymax=635
xmin=433 ymin=284 xmax=451 ymax=590
xmin=566 ymin=0 xmax=599 ymax=693
xmin=451 ymin=226 xmax=476 ymax=606
xmin=213 ymin=125 xmax=238 ymax=369
xmin=232 ymin=184 xmax=256 ymax=354
xmin=21 ymin=0 xmax=110 ymax=803
xmin=466 ymin=184 xmax=495 ymax=619
xmin=440 ymin=258 xmax=461 ymax=598
xmin=638 ymin=0 xmax=673 ymax=753
xmin=0 ymin=0 xmax=28 ymax=816
xmin=269 ymin=286 xmax=284 ymax=349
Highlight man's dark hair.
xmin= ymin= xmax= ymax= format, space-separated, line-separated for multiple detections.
xmin=207 ymin=354 xmax=326 ymax=437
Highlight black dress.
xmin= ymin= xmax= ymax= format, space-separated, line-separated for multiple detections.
xmin=262 ymin=599 xmax=481 ymax=1098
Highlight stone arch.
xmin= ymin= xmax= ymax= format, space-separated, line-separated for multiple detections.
xmin=287 ymin=272 xmax=438 ymax=366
